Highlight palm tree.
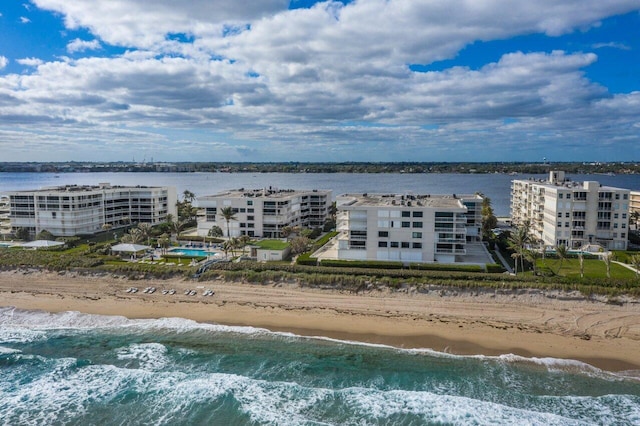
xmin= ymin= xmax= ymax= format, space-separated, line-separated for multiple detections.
xmin=577 ymin=252 xmax=585 ymax=278
xmin=555 ymin=244 xmax=568 ymax=275
xmin=631 ymin=211 xmax=640 ymax=231
xmin=524 ymin=249 xmax=539 ymax=275
xmin=631 ymin=254 xmax=640 ymax=279
xmin=220 ymin=206 xmax=237 ymax=238
xmin=137 ymin=223 xmax=153 ymax=246
xmin=602 ymin=252 xmax=613 ymax=279
xmin=183 ymin=190 xmax=196 ymax=204
xmin=507 ymin=224 xmax=529 ymax=275
xmin=121 ymin=228 xmax=144 ymax=244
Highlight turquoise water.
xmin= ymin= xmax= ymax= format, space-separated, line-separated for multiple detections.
xmin=169 ymin=248 xmax=219 ymax=257
xmin=1 ymin=307 xmax=639 ymax=425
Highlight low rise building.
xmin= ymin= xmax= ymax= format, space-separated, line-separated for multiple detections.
xmin=511 ymin=171 xmax=630 ymax=250
xmin=335 ymin=192 xmax=483 ymax=264
xmin=197 ymin=188 xmax=332 ymax=238
xmin=7 ymin=183 xmax=177 ymax=237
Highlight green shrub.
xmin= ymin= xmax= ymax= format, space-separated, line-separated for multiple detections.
xmin=319 ymin=259 xmax=404 ymax=269
xmin=408 ymin=263 xmax=484 ymax=272
xmin=486 ymin=263 xmax=506 ymax=273
xmin=296 ymin=252 xmax=318 ymax=266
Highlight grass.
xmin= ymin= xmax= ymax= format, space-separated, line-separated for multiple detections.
xmin=536 ymin=258 xmax=638 ymax=280
xmin=253 ymin=239 xmax=289 ymax=250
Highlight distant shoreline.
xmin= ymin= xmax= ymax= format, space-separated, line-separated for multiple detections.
xmin=1 ymin=161 xmax=639 ymax=175
xmin=2 ymin=270 xmax=639 ymax=373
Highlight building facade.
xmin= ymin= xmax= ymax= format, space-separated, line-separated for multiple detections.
xmin=511 ymin=171 xmax=630 ymax=250
xmin=335 ymin=193 xmax=483 ymax=264
xmin=630 ymin=191 xmax=640 ymax=230
xmin=8 ymin=183 xmax=177 ymax=237
xmin=197 ymin=188 xmax=332 ymax=238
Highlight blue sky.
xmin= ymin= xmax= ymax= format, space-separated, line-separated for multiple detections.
xmin=0 ymin=1 xmax=639 ymax=162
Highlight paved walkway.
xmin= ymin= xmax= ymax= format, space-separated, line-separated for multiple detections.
xmin=493 ymin=247 xmax=514 ymax=273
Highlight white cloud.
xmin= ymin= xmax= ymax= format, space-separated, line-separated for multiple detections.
xmin=66 ymin=38 xmax=101 ymax=53
xmin=0 ymin=56 xmax=8 ymax=70
xmin=16 ymin=57 xmax=44 ymax=66
xmin=592 ymin=41 xmax=631 ymax=50
xmin=1 ymin=0 xmax=639 ymax=161
xmin=20 ymin=16 xmax=30 ymax=24
xmin=33 ymin=0 xmax=289 ymax=47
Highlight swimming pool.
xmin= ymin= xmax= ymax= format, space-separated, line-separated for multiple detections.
xmin=168 ymin=248 xmax=220 ymax=257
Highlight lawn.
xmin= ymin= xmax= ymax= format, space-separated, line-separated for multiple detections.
xmin=253 ymin=239 xmax=289 ymax=250
xmin=536 ymin=258 xmax=638 ymax=280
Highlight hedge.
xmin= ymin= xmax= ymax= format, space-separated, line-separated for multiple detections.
xmin=408 ymin=263 xmax=484 ymax=273
xmin=319 ymin=259 xmax=404 ymax=269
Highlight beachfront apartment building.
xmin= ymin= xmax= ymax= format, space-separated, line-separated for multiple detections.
xmin=630 ymin=191 xmax=640 ymax=229
xmin=335 ymin=192 xmax=483 ymax=264
xmin=7 ymin=183 xmax=177 ymax=237
xmin=511 ymin=171 xmax=630 ymax=250
xmin=196 ymin=188 xmax=332 ymax=238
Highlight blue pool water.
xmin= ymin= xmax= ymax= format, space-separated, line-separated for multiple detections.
xmin=168 ymin=248 xmax=219 ymax=257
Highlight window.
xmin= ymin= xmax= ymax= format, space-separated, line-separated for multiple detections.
xmin=622 ymin=213 xmax=627 ymax=219
xmin=378 ymin=231 xmax=389 ymax=237
xmin=557 ymin=222 xmax=562 ymax=227
xmin=557 ymin=212 xmax=562 ymax=218
xmin=622 ymin=223 xmax=626 ymax=229
xmin=614 ymin=223 xmax=618 ymax=228
xmin=390 ymin=241 xmax=399 ymax=248
xmin=248 ymin=208 xmax=254 ymax=213
xmin=248 ymin=223 xmax=254 ymax=228
xmin=623 ymin=194 xmax=628 ymax=200
xmin=412 ymin=242 xmax=422 ymax=249
xmin=565 ymin=222 xmax=569 ymax=227
xmin=402 ymin=221 xmax=410 ymax=228
xmin=402 ymin=211 xmax=410 ymax=217
xmin=240 ymin=223 xmax=246 ymax=228
xmin=240 ymin=208 xmax=246 ymax=213
xmin=412 ymin=232 xmax=422 ymax=238
xmin=247 ymin=200 xmax=253 ymax=206
xmin=566 ymin=193 xmax=571 ymax=199
xmin=565 ymin=212 xmax=570 ymax=218
xmin=412 ymin=211 xmax=423 ymax=217
xmin=401 ymin=242 xmax=410 ymax=248
xmin=614 ymin=213 xmax=619 ymax=219
xmin=413 ymin=222 xmax=423 ymax=228
xmin=615 ymin=194 xmax=620 ymax=200
xmin=378 ymin=241 xmax=388 ymax=248
xmin=622 ymin=233 xmax=626 ymax=239
xmin=559 ymin=194 xmax=563 ymax=199
xmin=248 ymin=216 xmax=254 ymax=221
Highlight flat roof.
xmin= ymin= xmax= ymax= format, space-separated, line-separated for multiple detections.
xmin=512 ymin=178 xmax=628 ymax=192
xmin=338 ymin=193 xmax=473 ymax=209
xmin=199 ymin=188 xmax=331 ymax=200
xmin=9 ymin=184 xmax=170 ymax=194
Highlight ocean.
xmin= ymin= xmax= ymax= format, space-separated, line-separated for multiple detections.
xmin=2 ymin=171 xmax=640 ymax=217
xmin=1 ymin=307 xmax=639 ymax=425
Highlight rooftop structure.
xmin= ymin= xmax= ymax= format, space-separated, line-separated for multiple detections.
xmin=197 ymin=188 xmax=332 ymax=238
xmin=7 ymin=183 xmax=177 ymax=237
xmin=334 ymin=192 xmax=483 ymax=264
xmin=511 ymin=171 xmax=630 ymax=250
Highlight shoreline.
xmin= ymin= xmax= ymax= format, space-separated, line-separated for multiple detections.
xmin=1 ymin=270 xmax=640 ymax=372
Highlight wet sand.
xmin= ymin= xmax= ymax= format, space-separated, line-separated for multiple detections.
xmin=1 ymin=270 xmax=639 ymax=372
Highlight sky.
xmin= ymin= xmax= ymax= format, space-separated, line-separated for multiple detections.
xmin=0 ymin=0 xmax=639 ymax=163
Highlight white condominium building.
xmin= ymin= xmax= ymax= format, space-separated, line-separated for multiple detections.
xmin=511 ymin=171 xmax=630 ymax=250
xmin=8 ymin=183 xmax=177 ymax=237
xmin=197 ymin=188 xmax=332 ymax=238
xmin=335 ymin=193 xmax=483 ymax=264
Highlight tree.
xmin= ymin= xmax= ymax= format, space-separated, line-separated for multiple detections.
xmin=524 ymin=249 xmax=539 ymax=275
xmin=15 ymin=227 xmax=31 ymax=241
xmin=631 ymin=211 xmax=640 ymax=231
xmin=208 ymin=225 xmax=223 ymax=238
xmin=507 ymin=223 xmax=529 ymax=275
xmin=183 ymin=190 xmax=196 ymax=204
xmin=36 ymin=229 xmax=55 ymax=241
xmin=631 ymin=254 xmax=640 ymax=279
xmin=280 ymin=226 xmax=294 ymax=240
xmin=480 ymin=196 xmax=498 ymax=240
xmin=121 ymin=228 xmax=144 ymax=244
xmin=290 ymin=236 xmax=311 ymax=255
xmin=578 ymin=252 xmax=585 ymax=278
xmin=220 ymin=206 xmax=237 ymax=238
xmin=555 ymin=244 xmax=568 ymax=275
xmin=602 ymin=252 xmax=613 ymax=279
xmin=137 ymin=223 xmax=153 ymax=245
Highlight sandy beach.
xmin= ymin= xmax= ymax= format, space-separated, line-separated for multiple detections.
xmin=1 ymin=270 xmax=639 ymax=372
